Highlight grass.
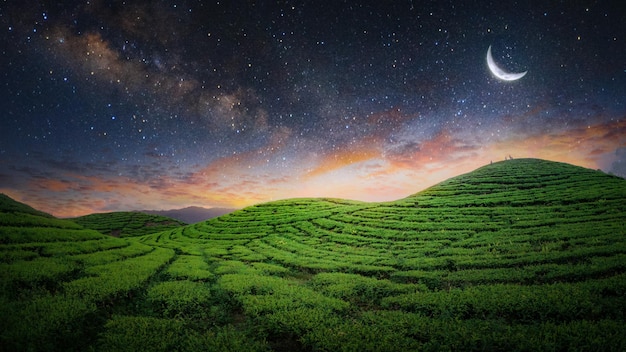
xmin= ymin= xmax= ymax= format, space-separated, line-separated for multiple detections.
xmin=1 ymin=158 xmax=625 ymax=351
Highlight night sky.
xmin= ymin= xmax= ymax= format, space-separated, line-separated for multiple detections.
xmin=1 ymin=1 xmax=625 ymax=217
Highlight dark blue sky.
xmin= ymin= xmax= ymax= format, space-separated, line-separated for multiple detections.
xmin=1 ymin=1 xmax=625 ymax=216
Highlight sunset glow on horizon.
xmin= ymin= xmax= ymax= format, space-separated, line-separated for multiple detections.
xmin=3 ymin=116 xmax=623 ymax=218
xmin=1 ymin=2 xmax=624 ymax=217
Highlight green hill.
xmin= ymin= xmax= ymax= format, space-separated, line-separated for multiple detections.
xmin=0 ymin=193 xmax=86 ymax=230
xmin=0 ymin=193 xmax=55 ymax=218
xmin=73 ymin=211 xmax=187 ymax=237
xmin=404 ymin=158 xmax=623 ymax=206
xmin=1 ymin=159 xmax=625 ymax=351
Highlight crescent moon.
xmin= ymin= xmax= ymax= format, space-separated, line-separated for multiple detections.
xmin=486 ymin=45 xmax=527 ymax=81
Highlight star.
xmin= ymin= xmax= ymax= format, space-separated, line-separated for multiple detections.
xmin=0 ymin=1 xmax=624 ymax=216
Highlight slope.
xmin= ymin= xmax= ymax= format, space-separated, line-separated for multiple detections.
xmin=402 ymin=158 xmax=624 ymax=206
xmin=134 ymin=158 xmax=626 ymax=351
xmin=0 ymin=194 xmax=130 ymax=259
xmin=0 ymin=195 xmax=160 ymax=351
xmin=169 ymin=159 xmax=625 ymax=273
xmin=73 ymin=211 xmax=187 ymax=237
xmin=0 ymin=193 xmax=55 ymax=218
xmin=1 ymin=159 xmax=625 ymax=351
xmin=0 ymin=193 xmax=88 ymax=230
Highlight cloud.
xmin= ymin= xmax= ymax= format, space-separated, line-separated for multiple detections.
xmin=490 ymin=118 xmax=626 ymax=164
xmin=46 ymin=26 xmax=198 ymax=102
xmin=43 ymin=20 xmax=267 ymax=135
xmin=385 ymin=127 xmax=481 ymax=169
xmin=5 ymin=116 xmax=622 ymax=217
xmin=40 ymin=158 xmax=119 ymax=175
xmin=292 ymin=114 xmax=626 ymax=205
xmin=304 ymin=137 xmax=382 ymax=178
xmin=301 ymin=107 xmax=427 ymax=179
xmin=194 ymin=87 xmax=270 ymax=132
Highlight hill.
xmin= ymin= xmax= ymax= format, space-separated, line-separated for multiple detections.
xmin=0 ymin=193 xmax=55 ymax=218
xmin=73 ymin=211 xmax=187 ymax=237
xmin=1 ymin=158 xmax=625 ymax=351
xmin=0 ymin=194 xmax=126 ymax=271
xmin=141 ymin=206 xmax=236 ymax=224
xmin=403 ymin=158 xmax=623 ymax=206
xmin=0 ymin=193 xmax=86 ymax=229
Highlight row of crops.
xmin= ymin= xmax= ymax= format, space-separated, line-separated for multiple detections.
xmin=1 ymin=159 xmax=625 ymax=351
xmin=72 ymin=211 xmax=187 ymax=237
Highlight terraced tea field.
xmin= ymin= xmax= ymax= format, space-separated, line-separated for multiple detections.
xmin=1 ymin=159 xmax=625 ymax=351
xmin=73 ymin=211 xmax=187 ymax=237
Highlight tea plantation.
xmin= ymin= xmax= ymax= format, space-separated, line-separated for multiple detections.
xmin=1 ymin=159 xmax=625 ymax=351
xmin=73 ymin=212 xmax=187 ymax=237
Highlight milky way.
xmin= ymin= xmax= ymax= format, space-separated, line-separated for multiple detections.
xmin=1 ymin=1 xmax=625 ymax=216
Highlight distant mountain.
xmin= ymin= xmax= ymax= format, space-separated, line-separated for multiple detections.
xmin=140 ymin=206 xmax=237 ymax=224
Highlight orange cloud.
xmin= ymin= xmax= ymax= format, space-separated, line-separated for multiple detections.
xmin=10 ymin=113 xmax=625 ymax=218
xmin=386 ymin=128 xmax=480 ymax=169
xmin=295 ymin=118 xmax=626 ymax=204
xmin=490 ymin=118 xmax=626 ymax=168
xmin=305 ymin=138 xmax=382 ymax=178
xmin=32 ymin=179 xmax=74 ymax=192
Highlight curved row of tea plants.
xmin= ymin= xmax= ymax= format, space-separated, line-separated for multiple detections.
xmin=73 ymin=211 xmax=186 ymax=237
xmin=1 ymin=159 xmax=625 ymax=351
xmin=130 ymin=159 xmax=626 ymax=351
xmin=0 ymin=197 xmax=177 ymax=350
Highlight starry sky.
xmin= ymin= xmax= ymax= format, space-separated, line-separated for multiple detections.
xmin=1 ymin=1 xmax=625 ymax=217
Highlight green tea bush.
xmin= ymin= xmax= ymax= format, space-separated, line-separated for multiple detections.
xmin=264 ymin=306 xmax=343 ymax=337
xmin=301 ymin=311 xmax=421 ymax=352
xmin=381 ymin=278 xmax=625 ymax=322
xmin=165 ymin=254 xmax=214 ymax=281
xmin=97 ymin=315 xmax=190 ymax=352
xmin=147 ymin=280 xmax=211 ymax=318
xmin=0 ymin=226 xmax=104 ymax=244
xmin=0 ymin=293 xmax=98 ymax=351
xmin=0 ymin=213 xmax=83 ymax=229
xmin=185 ymin=325 xmax=270 ymax=352
xmin=229 ymin=245 xmax=267 ymax=261
xmin=309 ymin=272 xmax=417 ymax=307
xmin=0 ymin=257 xmax=78 ymax=295
xmin=0 ymin=248 xmax=38 ymax=263
xmin=213 ymin=260 xmax=258 ymax=275
xmin=63 ymin=247 xmax=174 ymax=302
xmin=220 ymin=273 xmax=349 ymax=317
xmin=40 ymin=237 xmax=128 ymax=256
xmin=69 ymin=241 xmax=154 ymax=266
xmin=250 ymin=262 xmax=291 ymax=275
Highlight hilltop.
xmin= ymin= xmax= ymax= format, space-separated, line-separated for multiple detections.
xmin=1 ymin=158 xmax=625 ymax=351
xmin=402 ymin=158 xmax=624 ymax=205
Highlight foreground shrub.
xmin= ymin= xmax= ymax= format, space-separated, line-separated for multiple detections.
xmin=98 ymin=316 xmax=269 ymax=352
xmin=147 ymin=280 xmax=211 ymax=318
xmin=0 ymin=294 xmax=98 ymax=351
